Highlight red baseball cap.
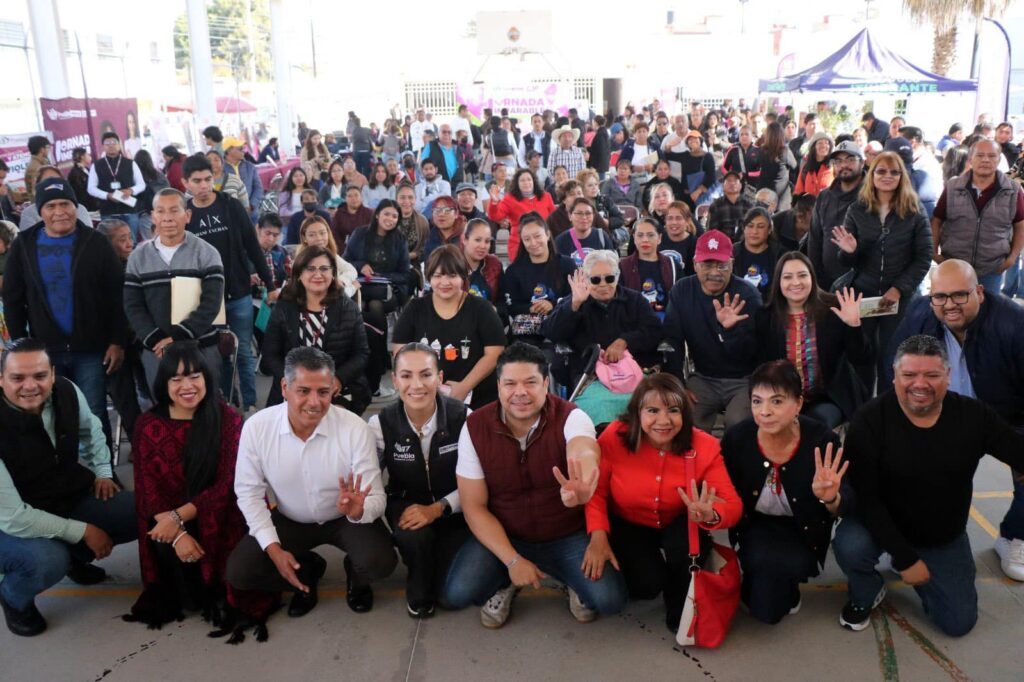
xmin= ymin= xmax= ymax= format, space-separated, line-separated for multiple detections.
xmin=694 ymin=230 xmax=733 ymax=262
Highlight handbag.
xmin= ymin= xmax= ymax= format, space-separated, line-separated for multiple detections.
xmin=594 ymin=349 xmax=644 ymax=394
xmin=676 ymin=454 xmax=741 ymax=649
xmin=510 ymin=313 xmax=545 ymax=337
xmin=735 ymin=145 xmax=759 ymax=202
xmin=360 ymin=277 xmax=394 ymax=303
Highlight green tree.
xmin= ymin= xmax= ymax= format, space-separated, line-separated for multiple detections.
xmin=174 ymin=0 xmax=272 ymax=81
xmin=901 ymin=0 xmax=1014 ymax=75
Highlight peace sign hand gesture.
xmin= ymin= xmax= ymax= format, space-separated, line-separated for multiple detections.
xmin=830 ymin=226 xmax=858 ymax=254
xmin=553 ymin=458 xmax=599 ymax=507
xmin=336 ymin=472 xmax=372 ymax=521
xmin=712 ymin=292 xmax=749 ymax=329
xmin=678 ymin=480 xmax=720 ymax=525
xmin=812 ymin=442 xmax=849 ymax=504
xmin=830 ymin=287 xmax=863 ymax=327
xmin=568 ymin=269 xmax=592 ymax=310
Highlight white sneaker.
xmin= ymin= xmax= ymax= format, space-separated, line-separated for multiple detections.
xmin=567 ymin=587 xmax=597 ymax=623
xmin=995 ymin=537 xmax=1024 ymax=581
xmin=373 ymin=386 xmax=397 ymax=401
xmin=480 ymin=585 xmax=519 ymax=629
xmin=789 ymin=594 xmax=802 ymax=616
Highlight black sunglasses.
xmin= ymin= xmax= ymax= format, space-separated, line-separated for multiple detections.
xmin=589 ymin=275 xmax=616 ymax=285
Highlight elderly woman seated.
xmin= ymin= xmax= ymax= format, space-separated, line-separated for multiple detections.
xmin=541 ymin=250 xmax=663 ymax=386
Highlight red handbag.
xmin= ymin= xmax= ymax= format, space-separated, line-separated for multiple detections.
xmin=676 ymin=453 xmax=742 ymax=648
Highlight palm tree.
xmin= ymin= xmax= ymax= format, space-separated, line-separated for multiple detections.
xmin=901 ymin=0 xmax=1014 ymax=75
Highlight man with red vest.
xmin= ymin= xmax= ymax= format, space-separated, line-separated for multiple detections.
xmin=443 ymin=343 xmax=626 ymax=628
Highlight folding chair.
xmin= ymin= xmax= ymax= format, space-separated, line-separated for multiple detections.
xmin=218 ymin=329 xmax=241 ymax=408
xmin=617 ymin=204 xmax=640 ymax=227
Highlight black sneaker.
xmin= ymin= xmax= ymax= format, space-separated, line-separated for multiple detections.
xmin=66 ymin=559 xmax=107 ymax=586
xmin=287 ymin=552 xmax=327 ymax=618
xmin=839 ymin=585 xmax=887 ymax=631
xmin=1 ymin=593 xmax=47 ymax=637
xmin=406 ymin=602 xmax=435 ymax=619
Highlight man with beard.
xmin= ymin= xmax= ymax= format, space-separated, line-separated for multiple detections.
xmin=834 ymin=335 xmax=1024 ymax=636
xmin=808 ymin=141 xmax=866 ymax=290
xmin=414 ymin=159 xmax=451 ymax=215
xmin=663 ymin=230 xmax=762 ymax=432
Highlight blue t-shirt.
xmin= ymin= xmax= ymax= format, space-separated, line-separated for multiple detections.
xmin=36 ymin=228 xmax=77 ymax=337
xmin=440 ymin=145 xmax=458 ymax=179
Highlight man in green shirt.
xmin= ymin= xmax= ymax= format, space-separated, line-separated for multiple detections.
xmin=0 ymin=338 xmax=136 ymax=636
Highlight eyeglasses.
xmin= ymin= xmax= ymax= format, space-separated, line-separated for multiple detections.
xmin=571 ymin=211 xmax=594 ymax=217
xmin=102 ymin=140 xmax=119 ymax=146
xmin=434 ymin=207 xmax=455 ymax=215
xmin=303 ymin=265 xmax=333 ymax=275
xmin=873 ymin=168 xmax=902 ymax=177
xmin=696 ymin=261 xmax=731 ymax=271
xmin=589 ymin=275 xmax=617 ymax=285
xmin=929 ymin=290 xmax=972 ymax=306
xmin=440 ymin=129 xmax=452 ymax=134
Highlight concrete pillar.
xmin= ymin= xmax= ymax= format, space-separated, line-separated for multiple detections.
xmin=269 ymin=0 xmax=296 ymax=155
xmin=186 ymin=0 xmax=217 ymax=128
xmin=27 ymin=0 xmax=70 ymax=99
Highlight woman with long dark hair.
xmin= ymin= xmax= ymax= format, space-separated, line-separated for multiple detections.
xmin=132 ymin=150 xmax=170 ymax=240
xmin=486 ymin=167 xmax=555 ymax=260
xmin=794 ymin=133 xmax=835 ymax=197
xmin=756 ymin=122 xmax=798 ymax=211
xmin=125 ymin=342 xmax=251 ymax=628
xmin=461 ymin=218 xmax=504 ymax=307
xmin=753 ymin=251 xmax=870 ymax=429
xmin=317 ymin=159 xmax=347 ymax=213
xmin=300 ymin=128 xmax=331 ymax=181
xmin=584 ymin=373 xmax=742 ymax=632
xmin=161 ymin=145 xmax=186 ymax=192
xmin=278 ymin=166 xmax=313 ymax=221
xmin=343 ymin=199 xmax=411 ymax=397
xmin=362 ymin=162 xmax=396 ymax=209
xmin=395 ymin=182 xmax=430 ymax=265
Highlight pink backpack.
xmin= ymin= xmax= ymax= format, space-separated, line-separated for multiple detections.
xmin=595 ymin=350 xmax=643 ymax=394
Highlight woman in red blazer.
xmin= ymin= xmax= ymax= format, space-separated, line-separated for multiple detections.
xmin=487 ymin=168 xmax=555 ymax=261
xmin=584 ymin=373 xmax=742 ymax=632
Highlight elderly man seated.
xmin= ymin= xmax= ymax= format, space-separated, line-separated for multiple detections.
xmin=541 ymin=250 xmax=663 ymax=387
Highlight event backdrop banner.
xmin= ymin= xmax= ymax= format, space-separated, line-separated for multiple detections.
xmin=456 ymin=82 xmax=572 ymax=124
xmin=0 ymin=131 xmax=53 ymax=190
xmin=39 ymin=97 xmax=142 ymax=171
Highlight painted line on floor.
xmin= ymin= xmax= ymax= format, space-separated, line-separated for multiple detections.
xmin=972 ymin=491 xmax=1012 ymax=499
xmin=870 ymin=608 xmax=900 ymax=682
xmin=881 ymin=603 xmax=974 ymax=682
xmin=968 ymin=505 xmax=999 ymax=539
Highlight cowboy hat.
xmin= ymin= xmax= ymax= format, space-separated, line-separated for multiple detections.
xmin=553 ymin=124 xmax=581 ymax=145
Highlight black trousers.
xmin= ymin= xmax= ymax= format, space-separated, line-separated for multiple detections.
xmin=609 ymin=513 xmax=711 ymax=624
xmin=736 ymin=513 xmax=819 ymax=624
xmin=106 ymin=343 xmax=146 ymax=439
xmin=225 ymin=509 xmax=397 ymax=593
xmin=363 ymin=297 xmax=401 ymax=392
xmin=385 ymin=498 xmax=471 ymax=608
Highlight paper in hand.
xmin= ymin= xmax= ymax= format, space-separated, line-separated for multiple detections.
xmin=859 ymin=296 xmax=900 ymax=318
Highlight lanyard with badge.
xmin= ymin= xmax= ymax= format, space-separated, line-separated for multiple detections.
xmin=105 ymin=155 xmax=123 ymax=190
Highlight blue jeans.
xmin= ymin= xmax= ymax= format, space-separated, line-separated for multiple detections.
xmin=104 ymin=213 xmax=140 ymax=243
xmin=977 ymin=271 xmax=1004 ymax=294
xmin=50 ymin=351 xmax=112 ymax=454
xmin=0 ymin=490 xmax=136 ymax=610
xmin=1001 ymin=255 xmax=1022 ymax=298
xmin=354 ymin=151 xmax=372 ymax=177
xmin=442 ymin=530 xmax=626 ymax=615
xmin=833 ymin=517 xmax=977 ymax=637
xmin=223 ymin=296 xmax=257 ymax=408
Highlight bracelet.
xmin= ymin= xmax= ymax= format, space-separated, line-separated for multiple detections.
xmin=820 ymin=494 xmax=839 ymax=505
xmin=171 ymin=531 xmax=188 ymax=547
xmin=170 ymin=510 xmax=185 ymax=529
xmin=505 ymin=554 xmax=520 ymax=569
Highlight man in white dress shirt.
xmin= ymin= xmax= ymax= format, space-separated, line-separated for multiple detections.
xmin=226 ymin=347 xmax=396 ymax=617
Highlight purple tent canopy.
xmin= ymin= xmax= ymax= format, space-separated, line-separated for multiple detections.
xmin=759 ymin=29 xmax=977 ymax=94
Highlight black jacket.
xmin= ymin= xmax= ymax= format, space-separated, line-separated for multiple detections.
xmin=343 ymin=226 xmax=412 ymax=299
xmin=588 ymin=127 xmax=610 ymax=173
xmin=721 ymin=417 xmax=849 ymax=568
xmin=187 ymin=192 xmax=274 ymax=300
xmin=840 ymin=201 xmax=933 ymax=299
xmin=753 ymin=307 xmax=871 ymax=420
xmin=260 ymin=296 xmax=370 ymax=412
xmin=808 ymin=175 xmax=865 ymax=289
xmin=756 ymin=148 xmax=798 ymax=211
xmin=379 ymin=394 xmax=466 ymax=505
xmin=3 ymin=221 xmax=127 ymax=353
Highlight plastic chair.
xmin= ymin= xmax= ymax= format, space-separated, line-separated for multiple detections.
xmin=617 ymin=204 xmax=640 ymax=226
xmin=218 ymin=329 xmax=241 ymax=408
xmin=695 ymin=204 xmax=710 ymax=228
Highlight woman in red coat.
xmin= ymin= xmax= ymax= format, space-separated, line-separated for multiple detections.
xmin=584 ymin=373 xmax=742 ymax=632
xmin=487 ymin=167 xmax=555 ymax=261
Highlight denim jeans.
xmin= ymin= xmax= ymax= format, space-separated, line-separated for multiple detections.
xmin=105 ymin=213 xmax=140 ymax=243
xmin=442 ymin=530 xmax=626 ymax=615
xmin=354 ymin=151 xmax=373 ymax=178
xmin=50 ymin=351 xmax=112 ymax=454
xmin=833 ymin=516 xmax=978 ymax=637
xmin=1000 ymin=255 xmax=1022 ymax=298
xmin=0 ymin=490 xmax=137 ymax=610
xmin=977 ymin=271 xmax=1004 ymax=295
xmin=223 ymin=296 xmax=257 ymax=408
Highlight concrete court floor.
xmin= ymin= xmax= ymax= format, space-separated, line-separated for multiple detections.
xmin=2 ymin=417 xmax=1021 ymax=682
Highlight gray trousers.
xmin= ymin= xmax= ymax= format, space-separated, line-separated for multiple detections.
xmin=687 ymin=373 xmax=751 ymax=432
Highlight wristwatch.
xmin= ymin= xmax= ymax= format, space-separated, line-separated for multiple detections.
xmin=438 ymin=498 xmax=452 ymax=517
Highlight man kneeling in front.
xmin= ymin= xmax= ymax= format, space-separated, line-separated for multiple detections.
xmin=443 ymin=342 xmax=626 ymax=627
xmin=227 ymin=347 xmax=396 ymax=617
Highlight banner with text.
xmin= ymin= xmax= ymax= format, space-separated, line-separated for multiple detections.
xmin=0 ymin=132 xmax=53 ymax=190
xmin=456 ymin=82 xmax=573 ymax=125
xmin=39 ymin=97 xmax=141 ymax=172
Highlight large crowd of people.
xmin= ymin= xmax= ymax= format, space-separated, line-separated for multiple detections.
xmin=0 ymin=98 xmax=1022 ymax=651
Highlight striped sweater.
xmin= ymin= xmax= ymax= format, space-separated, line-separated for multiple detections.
xmin=124 ymin=232 xmax=225 ymax=349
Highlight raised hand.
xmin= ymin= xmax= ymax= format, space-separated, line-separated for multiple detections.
xmin=812 ymin=442 xmax=849 ymax=503
xmin=553 ymin=458 xmax=599 ymax=507
xmin=568 ymin=269 xmax=592 ymax=310
xmin=830 ymin=287 xmax=863 ymax=327
xmin=336 ymin=472 xmax=372 ymax=521
xmin=830 ymin=226 xmax=857 ymax=254
xmin=678 ymin=480 xmax=720 ymax=525
xmin=712 ymin=292 xmax=749 ymax=329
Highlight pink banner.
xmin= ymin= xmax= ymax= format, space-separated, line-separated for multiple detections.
xmin=456 ymin=82 xmax=573 ymax=125
xmin=39 ymin=97 xmax=141 ymax=172
xmin=0 ymin=132 xmax=52 ymax=190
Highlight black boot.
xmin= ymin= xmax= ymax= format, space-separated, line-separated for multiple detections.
xmin=1 ymin=593 xmax=47 ymax=637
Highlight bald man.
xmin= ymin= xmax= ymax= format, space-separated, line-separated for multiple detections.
xmin=885 ymin=259 xmax=1024 ymax=581
xmin=931 ymin=138 xmax=1024 ymax=293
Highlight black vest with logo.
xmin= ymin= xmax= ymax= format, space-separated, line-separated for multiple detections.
xmin=93 ymin=154 xmax=137 ymax=216
xmin=523 ymin=132 xmax=552 ymax=166
xmin=379 ymin=395 xmax=466 ymax=505
xmin=0 ymin=377 xmax=95 ymax=516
